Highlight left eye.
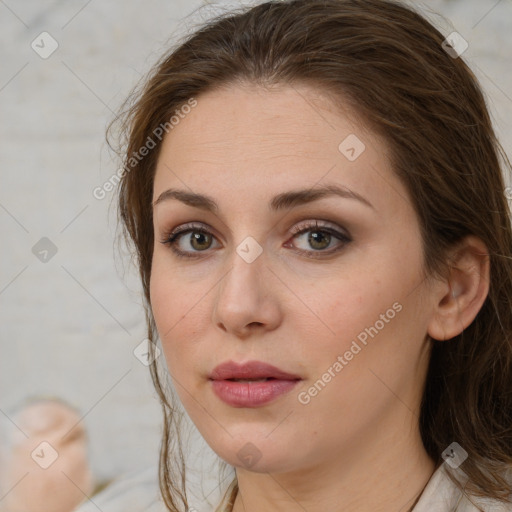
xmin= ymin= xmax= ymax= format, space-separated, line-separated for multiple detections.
xmin=285 ymin=220 xmax=352 ymax=257
xmin=160 ymin=221 xmax=352 ymax=259
xmin=289 ymin=224 xmax=350 ymax=253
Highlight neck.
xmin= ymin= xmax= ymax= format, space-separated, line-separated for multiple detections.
xmin=231 ymin=414 xmax=436 ymax=512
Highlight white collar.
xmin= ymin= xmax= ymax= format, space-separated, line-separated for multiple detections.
xmin=412 ymin=463 xmax=512 ymax=512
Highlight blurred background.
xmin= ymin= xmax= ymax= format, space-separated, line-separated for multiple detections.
xmin=1 ymin=0 xmax=511 ymax=502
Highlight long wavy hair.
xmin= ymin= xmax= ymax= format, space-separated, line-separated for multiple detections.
xmin=108 ymin=0 xmax=512 ymax=510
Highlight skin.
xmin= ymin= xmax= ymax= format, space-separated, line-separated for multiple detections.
xmin=0 ymin=400 xmax=93 ymax=512
xmin=150 ymin=82 xmax=490 ymax=512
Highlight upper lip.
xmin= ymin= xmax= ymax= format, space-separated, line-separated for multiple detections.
xmin=209 ymin=360 xmax=302 ymax=381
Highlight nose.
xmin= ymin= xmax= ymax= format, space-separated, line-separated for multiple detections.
xmin=212 ymin=243 xmax=282 ymax=338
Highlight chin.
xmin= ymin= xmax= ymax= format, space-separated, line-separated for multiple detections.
xmin=204 ymin=430 xmax=303 ymax=474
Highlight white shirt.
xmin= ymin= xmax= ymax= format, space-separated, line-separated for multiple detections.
xmin=412 ymin=463 xmax=512 ymax=512
xmin=74 ymin=463 xmax=512 ymax=512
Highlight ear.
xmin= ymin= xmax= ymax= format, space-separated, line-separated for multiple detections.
xmin=427 ymin=235 xmax=490 ymax=341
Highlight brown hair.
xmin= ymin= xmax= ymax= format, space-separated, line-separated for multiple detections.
xmin=109 ymin=0 xmax=512 ymax=509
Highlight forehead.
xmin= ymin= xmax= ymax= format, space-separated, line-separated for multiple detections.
xmin=161 ymin=82 xmax=370 ymax=156
xmin=153 ymin=82 xmax=399 ymax=213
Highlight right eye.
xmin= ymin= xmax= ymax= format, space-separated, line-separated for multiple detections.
xmin=160 ymin=223 xmax=221 ymax=258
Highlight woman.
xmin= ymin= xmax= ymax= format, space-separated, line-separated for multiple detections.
xmin=110 ymin=0 xmax=512 ymax=510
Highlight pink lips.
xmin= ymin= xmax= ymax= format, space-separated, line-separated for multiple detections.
xmin=209 ymin=360 xmax=302 ymax=407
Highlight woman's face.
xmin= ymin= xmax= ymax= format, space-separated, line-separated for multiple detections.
xmin=150 ymin=82 xmax=436 ymax=474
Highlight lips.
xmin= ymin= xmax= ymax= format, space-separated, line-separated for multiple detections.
xmin=209 ymin=360 xmax=302 ymax=381
xmin=209 ymin=360 xmax=302 ymax=407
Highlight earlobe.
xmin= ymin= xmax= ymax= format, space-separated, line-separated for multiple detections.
xmin=427 ymin=236 xmax=490 ymax=342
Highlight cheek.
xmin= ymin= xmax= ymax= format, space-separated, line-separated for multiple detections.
xmin=149 ymin=253 xmax=185 ymax=329
xmin=150 ymin=259 xmax=177 ymax=361
xmin=308 ymin=272 xmax=387 ymax=347
xmin=149 ymin=257 xmax=204 ymax=376
xmin=301 ymin=253 xmax=422 ymax=375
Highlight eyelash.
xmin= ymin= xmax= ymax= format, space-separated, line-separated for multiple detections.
xmin=159 ymin=220 xmax=352 ymax=260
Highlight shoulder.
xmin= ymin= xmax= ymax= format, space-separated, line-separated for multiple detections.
xmin=413 ymin=463 xmax=512 ymax=512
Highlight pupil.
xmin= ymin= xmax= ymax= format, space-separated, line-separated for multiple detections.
xmin=309 ymin=231 xmax=330 ymax=250
xmin=192 ymin=232 xmax=210 ymax=250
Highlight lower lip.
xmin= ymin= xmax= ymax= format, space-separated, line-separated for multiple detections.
xmin=210 ymin=379 xmax=300 ymax=407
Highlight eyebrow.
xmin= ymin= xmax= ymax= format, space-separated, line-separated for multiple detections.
xmin=152 ymin=183 xmax=375 ymax=212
